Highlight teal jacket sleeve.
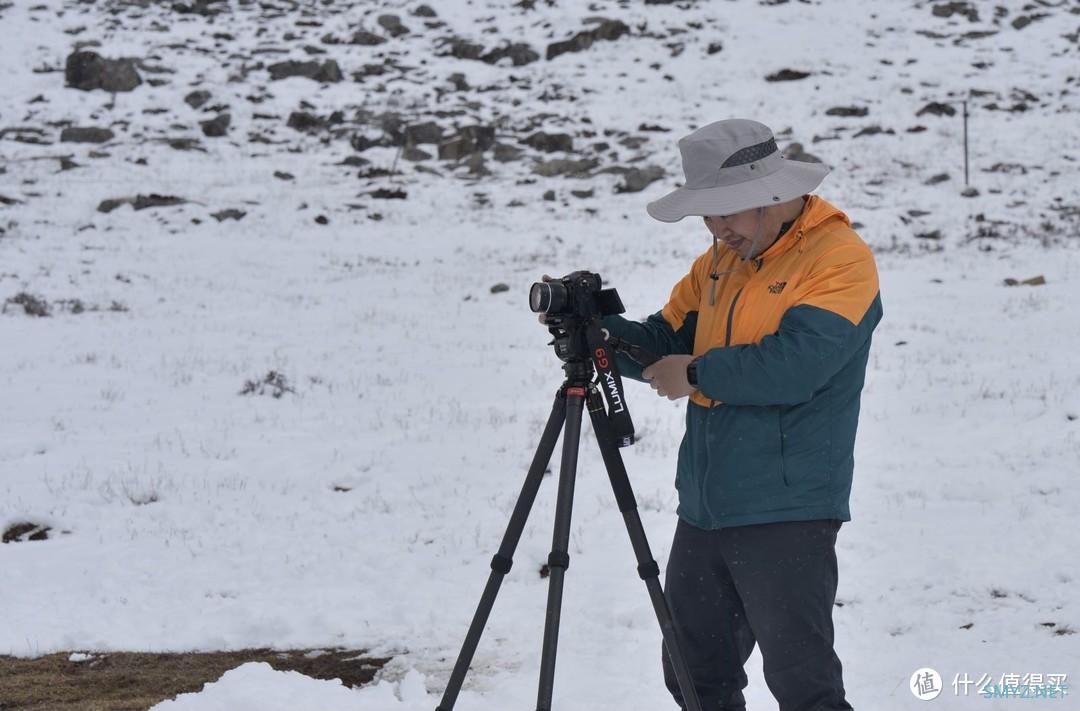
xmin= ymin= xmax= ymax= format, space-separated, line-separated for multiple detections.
xmin=600 ymin=257 xmax=706 ymax=382
xmin=601 ymin=311 xmax=698 ymax=382
xmin=695 ymin=296 xmax=882 ymax=405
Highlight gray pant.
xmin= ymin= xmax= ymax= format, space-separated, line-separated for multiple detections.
xmin=662 ymin=518 xmax=854 ymax=711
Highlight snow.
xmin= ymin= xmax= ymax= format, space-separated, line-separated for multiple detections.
xmin=1 ymin=0 xmax=1078 ymax=709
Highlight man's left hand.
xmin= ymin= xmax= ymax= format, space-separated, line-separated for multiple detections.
xmin=643 ymin=355 xmax=696 ymax=401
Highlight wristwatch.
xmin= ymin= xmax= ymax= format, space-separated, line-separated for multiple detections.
xmin=686 ymin=357 xmax=701 ymax=387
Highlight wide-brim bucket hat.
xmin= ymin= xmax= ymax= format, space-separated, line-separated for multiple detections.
xmin=647 ymin=119 xmax=830 ymax=223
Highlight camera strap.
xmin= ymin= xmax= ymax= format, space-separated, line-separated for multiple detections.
xmin=584 ymin=320 xmax=635 ymax=447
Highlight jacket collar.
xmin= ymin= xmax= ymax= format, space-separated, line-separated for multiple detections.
xmin=755 ymin=195 xmax=850 ymax=263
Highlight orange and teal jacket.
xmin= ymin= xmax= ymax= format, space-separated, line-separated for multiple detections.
xmin=603 ymin=195 xmax=882 ymax=528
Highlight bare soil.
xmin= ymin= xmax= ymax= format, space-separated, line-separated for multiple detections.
xmin=0 ymin=648 xmax=389 ymax=711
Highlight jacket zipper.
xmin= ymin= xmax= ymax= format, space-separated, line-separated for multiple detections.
xmin=724 ymin=288 xmax=743 ymax=347
xmin=701 ymin=276 xmax=747 ymax=523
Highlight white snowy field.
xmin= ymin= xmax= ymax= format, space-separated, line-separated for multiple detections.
xmin=2 ymin=0 xmax=1079 ymax=709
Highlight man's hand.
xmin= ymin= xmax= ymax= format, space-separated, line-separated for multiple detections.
xmin=643 ymin=355 xmax=696 ymax=400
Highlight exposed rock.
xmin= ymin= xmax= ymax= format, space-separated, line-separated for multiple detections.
xmin=165 ymin=137 xmax=203 ymax=151
xmin=615 ymin=165 xmax=664 ymax=193
xmin=532 ymin=157 xmax=598 ymax=177
xmin=412 ymin=4 xmax=437 ymax=17
xmin=439 ymin=136 xmax=473 ymax=161
xmin=65 ymin=51 xmax=142 ymax=92
xmin=917 ymin=101 xmax=957 ymax=117
xmin=547 ymin=19 xmax=629 ymax=61
xmin=172 ymin=0 xmax=226 ymax=16
xmin=60 ymin=126 xmax=114 ymax=143
xmin=765 ymin=69 xmax=811 ymax=82
xmin=438 ymin=126 xmax=495 ymax=160
xmin=442 ymin=38 xmax=485 ymax=61
xmin=1003 ymin=275 xmax=1046 ymax=286
xmin=825 ymin=106 xmax=869 ymax=117
xmin=490 ymin=283 xmax=510 ymax=294
xmin=288 ymin=111 xmax=322 ymax=132
xmin=350 ymin=133 xmax=384 ymax=151
xmin=184 ymin=90 xmax=211 ymax=109
xmin=3 ymin=293 xmax=50 ymax=317
xmin=200 ymin=113 xmax=230 ymax=137
xmin=522 ymin=131 xmax=573 ymax=153
xmin=1012 ymin=13 xmax=1049 ymax=31
xmin=371 ymin=188 xmax=407 ymax=199
xmin=97 ymin=194 xmax=187 ymax=213
xmin=345 ymin=31 xmax=387 ymax=46
xmin=853 ymin=125 xmax=895 ymax=137
xmin=440 ymin=37 xmax=539 ymax=66
xmin=447 ymin=72 xmax=469 ymax=91
xmin=461 ymin=125 xmax=495 ymax=151
xmin=268 ymin=60 xmax=343 ymax=83
xmin=493 ymin=142 xmax=524 ymax=162
xmin=2 ymin=522 xmax=52 ymax=542
xmin=931 ymin=2 xmax=979 ymax=22
xmin=707 ymin=42 xmax=723 ymax=55
xmin=405 ymin=121 xmax=442 ymax=146
xmin=485 ymin=43 xmax=540 ymax=66
xmin=403 ymin=146 xmax=432 ymax=161
xmin=211 ymin=208 xmax=246 ymax=221
xmin=377 ymin=14 xmax=410 ymax=37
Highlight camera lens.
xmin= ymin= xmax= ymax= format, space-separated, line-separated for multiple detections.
xmin=529 ymin=282 xmax=551 ymax=313
xmin=529 ymin=281 xmax=568 ymax=314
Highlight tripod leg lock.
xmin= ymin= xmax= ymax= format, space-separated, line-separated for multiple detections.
xmin=637 ymin=561 xmax=660 ymax=580
xmin=490 ymin=554 xmax=513 ymax=575
xmin=547 ymin=551 xmax=570 ymax=571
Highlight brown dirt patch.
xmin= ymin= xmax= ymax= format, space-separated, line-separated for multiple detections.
xmin=0 ymin=648 xmax=390 ymax=711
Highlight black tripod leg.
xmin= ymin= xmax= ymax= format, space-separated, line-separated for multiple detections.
xmin=586 ymin=394 xmax=704 ymax=711
xmin=535 ymin=386 xmax=587 ymax=711
xmin=436 ymin=391 xmax=568 ymax=711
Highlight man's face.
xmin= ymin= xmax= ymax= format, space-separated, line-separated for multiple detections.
xmin=703 ymin=209 xmax=766 ymax=260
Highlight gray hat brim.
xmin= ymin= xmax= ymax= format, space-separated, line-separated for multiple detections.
xmin=646 ymin=159 xmax=831 ymax=223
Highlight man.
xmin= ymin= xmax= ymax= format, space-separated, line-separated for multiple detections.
xmin=601 ymin=119 xmax=882 ymax=711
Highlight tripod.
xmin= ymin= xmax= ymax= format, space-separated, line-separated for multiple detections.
xmin=436 ymin=357 xmax=703 ymax=711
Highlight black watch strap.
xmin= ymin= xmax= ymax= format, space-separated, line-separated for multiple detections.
xmin=686 ymin=357 xmax=701 ymax=387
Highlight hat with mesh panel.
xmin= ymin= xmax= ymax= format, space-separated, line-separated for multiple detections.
xmin=647 ymin=119 xmax=830 ymax=223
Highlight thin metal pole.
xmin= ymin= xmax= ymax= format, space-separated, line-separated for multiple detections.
xmin=963 ymin=99 xmax=969 ymax=186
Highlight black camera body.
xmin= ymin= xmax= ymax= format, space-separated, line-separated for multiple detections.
xmin=529 ymin=270 xmax=625 ymax=322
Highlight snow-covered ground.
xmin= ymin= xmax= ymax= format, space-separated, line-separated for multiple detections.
xmin=1 ymin=0 xmax=1078 ymax=709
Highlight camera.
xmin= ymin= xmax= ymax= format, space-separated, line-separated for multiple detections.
xmin=529 ymin=271 xmax=625 ymax=321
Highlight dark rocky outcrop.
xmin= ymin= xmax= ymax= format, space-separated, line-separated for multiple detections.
xmin=60 ymin=126 xmax=114 ymax=143
xmin=546 ymin=20 xmax=629 ymax=61
xmin=65 ymin=51 xmax=142 ymax=92
xmin=267 ymin=60 xmax=343 ymax=82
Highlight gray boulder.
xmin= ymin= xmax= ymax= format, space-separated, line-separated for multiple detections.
xmin=60 ymin=126 xmax=114 ymax=143
xmin=65 ymin=51 xmax=142 ymax=92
